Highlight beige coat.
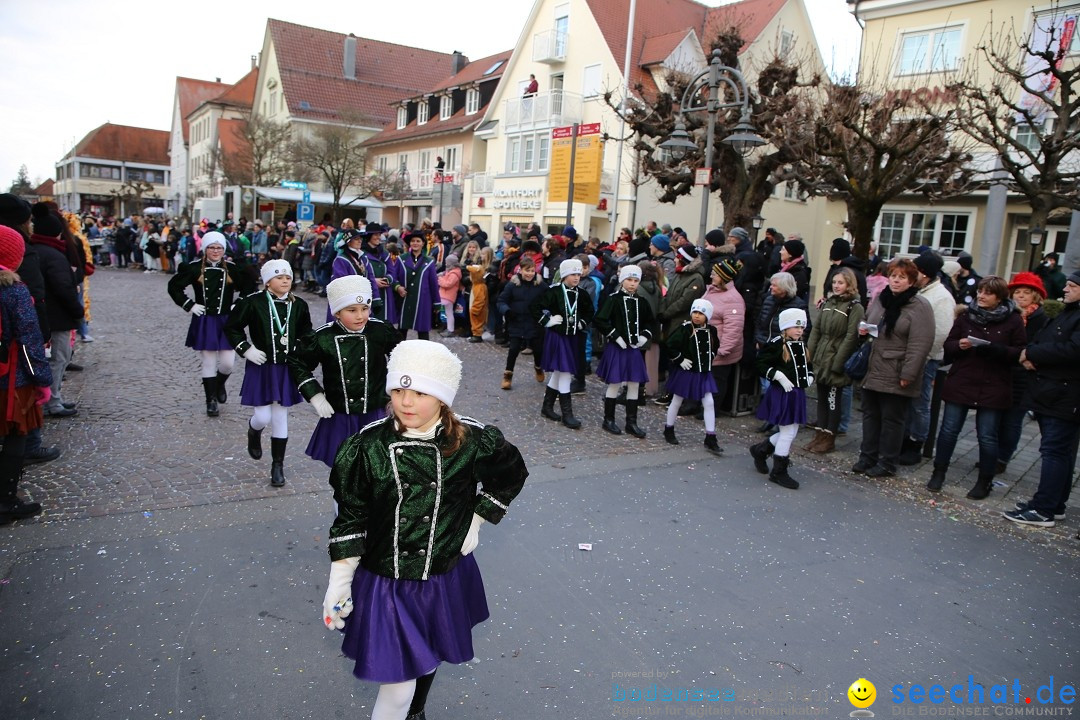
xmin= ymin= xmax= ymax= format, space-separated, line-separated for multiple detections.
xmin=861 ymin=292 xmax=935 ymax=398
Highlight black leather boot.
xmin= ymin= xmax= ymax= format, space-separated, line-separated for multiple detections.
xmin=0 ymin=462 xmax=42 ymax=525
xmin=558 ymin=393 xmax=581 ymax=429
xmin=602 ymin=398 xmax=622 ymax=435
xmin=541 ymin=387 xmax=561 ymax=422
xmin=216 ymin=372 xmax=230 ymax=404
xmin=704 ymin=434 xmax=723 ymax=456
xmin=663 ymin=425 xmax=678 ymax=445
xmin=966 ymin=472 xmax=993 ymax=500
xmin=270 ymin=437 xmax=287 ymax=487
xmin=897 ymin=437 xmax=922 ymax=466
xmin=749 ymin=440 xmax=775 ymax=474
xmin=202 ymin=377 xmax=219 ymax=417
xmin=624 ymin=401 xmax=646 ymax=438
xmin=927 ymin=465 xmax=947 ymax=492
xmin=769 ymin=455 xmax=799 ymax=489
xmin=248 ymin=422 xmax=264 ymax=460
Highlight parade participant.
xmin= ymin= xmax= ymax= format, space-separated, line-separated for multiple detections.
xmin=362 ymin=224 xmax=397 ymax=321
xmin=749 ymin=308 xmax=814 ymax=490
xmin=288 ymin=275 xmax=401 ymax=468
xmin=594 ymin=264 xmax=653 ymax=438
xmin=0 ymin=226 xmax=52 ymax=524
xmin=465 ymin=247 xmax=494 ymax=343
xmin=496 ymin=256 xmax=547 ymax=390
xmin=167 ymin=231 xmax=251 ymax=416
xmin=329 ymin=225 xmax=379 ymax=322
xmin=531 ymin=258 xmax=594 ymax=429
xmin=397 ymin=232 xmax=440 ymax=340
xmin=383 ymin=241 xmax=405 ymax=328
xmin=662 ymin=299 xmax=723 ymax=455
xmin=224 ymin=260 xmax=312 ymax=487
xmin=322 ymin=340 xmax=528 ymax=720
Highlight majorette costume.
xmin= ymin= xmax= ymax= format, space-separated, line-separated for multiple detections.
xmin=663 ymin=299 xmax=723 ymax=455
xmin=594 ymin=264 xmax=654 ymax=438
xmin=328 ymin=224 xmax=383 ymax=323
xmin=288 ymin=275 xmax=402 ymax=467
xmin=398 ymin=234 xmax=441 ymax=338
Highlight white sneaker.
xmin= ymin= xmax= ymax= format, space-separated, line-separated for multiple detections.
xmin=481 ymin=332 xmax=495 ymax=341
xmin=80 ymin=335 xmax=95 ymax=343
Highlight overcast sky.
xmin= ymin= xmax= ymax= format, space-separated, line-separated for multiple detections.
xmin=0 ymin=0 xmax=859 ymax=189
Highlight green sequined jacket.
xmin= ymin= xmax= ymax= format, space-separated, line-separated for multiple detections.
xmin=224 ymin=291 xmax=313 ymax=364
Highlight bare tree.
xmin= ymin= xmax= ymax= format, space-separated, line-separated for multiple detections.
xmin=215 ymin=113 xmax=294 ymax=188
xmin=291 ymin=111 xmax=373 ymax=222
xmin=773 ymin=82 xmax=975 ymax=259
xmin=949 ymin=11 xmax=1080 ymax=233
xmin=108 ymin=179 xmax=156 ymax=216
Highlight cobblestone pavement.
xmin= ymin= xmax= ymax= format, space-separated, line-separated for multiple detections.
xmin=16 ymin=267 xmax=1079 ymax=546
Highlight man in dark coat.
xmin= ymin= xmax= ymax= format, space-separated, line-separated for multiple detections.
xmin=1004 ymin=272 xmax=1080 ymax=528
xmin=728 ymin=226 xmax=765 ymax=368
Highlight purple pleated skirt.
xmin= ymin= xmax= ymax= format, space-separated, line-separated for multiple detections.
xmin=341 ymin=554 xmax=490 ymax=683
xmin=665 ymin=368 xmax=718 ymax=401
xmin=540 ymin=332 xmax=579 ymax=373
xmin=185 ymin=313 xmax=232 ymax=351
xmin=306 ymin=408 xmax=387 ymax=467
xmin=240 ymin=362 xmax=302 ymax=407
xmin=596 ymin=344 xmax=649 ymax=384
xmin=755 ymin=383 xmax=807 ymax=426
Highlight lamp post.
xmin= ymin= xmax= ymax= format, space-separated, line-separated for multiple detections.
xmin=659 ymin=49 xmax=765 ymax=246
xmin=398 ymin=161 xmax=409 ymax=229
xmin=1028 ymin=226 xmax=1045 ymax=271
xmin=751 ymin=213 xmax=765 ymax=243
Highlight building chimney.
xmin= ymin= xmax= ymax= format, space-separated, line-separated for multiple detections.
xmin=215 ymin=77 xmax=221 ymax=83
xmin=344 ymin=34 xmax=357 ymax=80
xmin=251 ymin=54 xmax=257 ymax=70
xmin=451 ymin=50 xmax=467 ymax=75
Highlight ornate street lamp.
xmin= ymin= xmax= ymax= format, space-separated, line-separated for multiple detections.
xmin=1028 ymin=226 xmax=1045 ymax=271
xmin=751 ymin=213 xmax=765 ymax=242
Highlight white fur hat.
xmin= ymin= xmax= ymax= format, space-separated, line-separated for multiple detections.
xmin=778 ymin=308 xmax=807 ymax=331
xmin=328 ymin=275 xmax=373 ymax=314
xmin=386 ymin=340 xmax=463 ymax=406
xmin=261 ymin=259 xmax=293 ymax=285
xmin=618 ymin=264 xmax=642 ymax=282
xmin=690 ymin=298 xmax=714 ymax=320
xmin=559 ymin=258 xmax=583 ymax=278
xmin=201 ymin=231 xmax=226 ymax=250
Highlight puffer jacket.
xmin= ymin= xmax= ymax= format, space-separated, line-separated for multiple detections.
xmin=755 ymin=292 xmax=810 ymax=346
xmin=702 ymin=282 xmax=745 ymax=366
xmin=861 ymin=292 xmax=935 ymax=398
xmin=807 ymin=292 xmax=864 ymax=387
xmin=497 ymin=272 xmax=547 ymax=340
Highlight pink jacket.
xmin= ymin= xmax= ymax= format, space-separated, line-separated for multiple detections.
xmin=438 ymin=266 xmax=462 ymax=303
xmin=702 ymin=283 xmax=745 ymax=366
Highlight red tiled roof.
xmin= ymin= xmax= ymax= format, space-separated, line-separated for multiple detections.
xmin=34 ymin=179 xmax=54 ymax=196
xmin=268 ymin=19 xmax=459 ymax=126
xmin=176 ymin=77 xmax=230 ymax=143
xmin=214 ymin=67 xmax=258 ymax=109
xmin=217 ymin=118 xmax=250 ymax=160
xmin=704 ymin=0 xmax=787 ymax=54
xmin=640 ymin=29 xmax=694 ymax=66
xmin=430 ymin=50 xmax=512 ymax=93
xmin=68 ymin=123 xmax=170 ymax=166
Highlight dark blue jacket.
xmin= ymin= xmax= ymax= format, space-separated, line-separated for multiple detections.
xmin=497 ymin=272 xmax=548 ymax=339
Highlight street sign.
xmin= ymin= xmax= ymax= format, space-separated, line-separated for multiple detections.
xmin=281 ymin=180 xmax=308 ymax=190
xmin=302 ymin=191 xmax=311 ymax=203
xmin=549 ymin=123 xmax=603 ymax=204
xmin=297 ymin=202 xmax=315 ymax=222
xmin=433 ymin=173 xmax=455 ymax=185
xmin=242 ymin=190 xmax=254 ymax=204
xmin=694 ymin=168 xmax=711 ymax=186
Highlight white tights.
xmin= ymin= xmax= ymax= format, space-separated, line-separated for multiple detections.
xmin=604 ymin=382 xmax=640 ymax=402
xmin=250 ymin=404 xmax=289 ymax=439
xmin=371 ymin=679 xmax=417 ymax=720
xmin=440 ymin=300 xmax=455 ymax=333
xmin=665 ymin=394 xmax=715 ymax=432
xmin=769 ymin=424 xmax=799 ymax=457
xmin=200 ymin=350 xmax=235 ymax=378
xmin=547 ymin=370 xmax=572 ymax=394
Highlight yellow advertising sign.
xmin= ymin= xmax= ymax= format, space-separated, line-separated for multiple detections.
xmin=548 ymin=124 xmax=603 ymax=204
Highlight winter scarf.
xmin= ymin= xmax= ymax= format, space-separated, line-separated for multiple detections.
xmin=966 ymin=298 xmax=1015 ymax=326
xmin=878 ymin=285 xmax=920 ymax=336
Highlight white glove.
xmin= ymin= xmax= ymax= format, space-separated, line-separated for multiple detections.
xmin=243 ymin=347 xmax=267 ymax=365
xmin=633 ymin=336 xmax=648 ymax=349
xmin=615 ymin=337 xmax=628 ymax=349
xmin=680 ymin=358 xmax=693 ymax=370
xmin=322 ymin=557 xmax=360 ymax=630
xmin=773 ymin=371 xmax=794 ymax=392
xmin=460 ymin=513 xmax=485 ymax=556
xmin=190 ymin=303 xmax=206 ymax=316
xmin=311 ymin=393 xmax=335 ymax=419
xmin=806 ymin=373 xmax=815 ymax=389
xmin=546 ymin=315 xmax=563 ymax=328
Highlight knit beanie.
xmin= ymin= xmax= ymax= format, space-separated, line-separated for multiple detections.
xmin=385 ymin=340 xmax=462 ymax=406
xmin=261 ymin=259 xmax=293 ymax=284
xmin=559 ymin=258 xmax=583 ymax=278
xmin=201 ymin=231 xmax=227 ymax=250
xmin=0 ymin=225 xmax=26 ymax=271
xmin=728 ymin=227 xmax=750 ymax=244
xmin=778 ymin=308 xmax=807 ymax=331
xmin=1068 ymin=271 xmax=1080 ymax=288
xmin=0 ymin=193 xmax=31 ymax=226
xmin=445 ymin=254 xmax=459 ymax=268
xmin=562 ymin=225 xmax=578 ymax=241
xmin=782 ymin=239 xmax=806 ymax=258
xmin=677 ymin=244 xmax=698 ymax=263
xmin=829 ymin=238 xmax=851 ymax=262
xmin=328 ymin=275 xmax=373 ymax=313
xmin=618 ymin=264 xmax=642 ymax=282
xmin=690 ymin=298 xmax=714 ymax=320
xmin=957 ymin=252 xmax=974 ymax=271
xmin=650 ymin=234 xmax=671 ymax=253
xmin=712 ymin=257 xmax=743 ymax=283
xmin=704 ymin=228 xmax=726 ymax=248
xmin=913 ymin=251 xmax=944 ymax=279
xmin=942 ymin=260 xmax=961 ymax=278
xmin=452 ymin=224 xmax=468 ymax=237
xmin=30 ymin=202 xmax=64 ymax=237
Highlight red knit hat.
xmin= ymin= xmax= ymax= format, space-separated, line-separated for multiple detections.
xmin=0 ymin=225 xmax=26 ymax=271
xmin=1008 ymin=271 xmax=1047 ymax=299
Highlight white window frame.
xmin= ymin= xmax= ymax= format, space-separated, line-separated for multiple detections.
xmin=895 ymin=24 xmax=965 ymax=76
xmin=440 ymin=95 xmax=452 ymax=120
xmin=538 ymin=136 xmax=550 ymax=172
xmin=582 ymin=64 xmax=603 ymax=99
xmin=507 ymin=137 xmax=522 ymax=174
xmin=417 ymin=100 xmax=429 ymax=125
xmin=465 ymin=88 xmax=480 ymax=115
xmin=554 ymin=4 xmax=570 ymax=57
xmin=444 ymin=146 xmax=461 ymax=172
xmin=396 ymin=107 xmax=407 ymax=129
xmin=780 ymin=30 xmax=794 ymax=58
xmin=1032 ymin=8 xmax=1080 ymax=56
xmin=524 ymin=136 xmax=535 ymax=171
xmin=875 ymin=208 xmax=975 ymax=257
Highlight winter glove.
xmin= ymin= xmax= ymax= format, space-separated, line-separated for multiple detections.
xmin=805 ymin=372 xmax=815 ymax=388
xmin=633 ymin=336 xmax=648 ymax=349
xmin=310 ymin=393 xmax=335 ymax=419
xmin=460 ymin=513 xmax=485 ymax=556
xmin=546 ymin=315 xmax=563 ymax=328
xmin=190 ymin=303 xmax=206 ymax=316
xmin=34 ymin=386 xmax=51 ymax=406
xmin=773 ymin=371 xmax=794 ymax=392
xmin=680 ymin=358 xmax=693 ymax=370
xmin=615 ymin=337 xmax=628 ymax=349
xmin=243 ymin=347 xmax=268 ymax=365
xmin=322 ymin=557 xmax=360 ymax=630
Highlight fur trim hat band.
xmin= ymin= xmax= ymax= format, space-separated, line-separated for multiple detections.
xmin=778 ymin=308 xmax=807 ymax=331
xmin=385 ymin=340 xmax=463 ymax=406
xmin=201 ymin=231 xmax=227 ymax=251
xmin=328 ymin=275 xmax=373 ymax=313
xmin=261 ymin=259 xmax=293 ymax=285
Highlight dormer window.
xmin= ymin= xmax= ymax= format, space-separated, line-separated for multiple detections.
xmin=466 ymin=88 xmax=480 ymax=115
xmin=397 ymin=106 xmax=407 ymax=129
xmin=418 ymin=100 xmax=429 ymax=125
xmin=440 ymin=95 xmax=452 ymax=120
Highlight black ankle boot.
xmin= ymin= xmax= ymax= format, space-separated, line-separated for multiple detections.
xmin=897 ymin=437 xmax=922 ymax=466
xmin=541 ymin=387 xmax=561 ymax=422
xmin=769 ymin=455 xmax=799 ymax=489
xmin=663 ymin=425 xmax=678 ymax=445
xmin=927 ymin=465 xmax=947 ymax=492
xmin=248 ymin=423 xmax=264 ymax=460
xmin=0 ymin=464 xmax=42 ymax=524
xmin=624 ymin=402 xmax=646 ymax=438
xmin=966 ymin=473 xmax=993 ymax=500
xmin=270 ymin=437 xmax=287 ymax=487
xmin=749 ymin=440 xmax=775 ymax=474
xmin=558 ymin=393 xmax=581 ymax=429
xmin=216 ymin=372 xmax=230 ymax=404
xmin=704 ymin=434 xmax=723 ymax=456
xmin=202 ymin=378 xmax=220 ymax=417
xmin=602 ymin=398 xmax=622 ymax=435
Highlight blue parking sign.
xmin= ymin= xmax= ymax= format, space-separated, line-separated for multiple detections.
xmin=297 ymin=202 xmax=315 ymax=222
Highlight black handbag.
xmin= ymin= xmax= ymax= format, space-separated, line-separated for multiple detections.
xmin=844 ymin=339 xmax=872 ymax=381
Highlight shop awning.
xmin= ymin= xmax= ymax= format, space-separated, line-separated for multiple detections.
xmin=255 ymin=187 xmax=383 ymax=208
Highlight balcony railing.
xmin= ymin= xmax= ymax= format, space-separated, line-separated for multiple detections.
xmin=504 ymin=90 xmax=583 ymax=132
xmin=533 ymin=28 xmax=568 ymax=63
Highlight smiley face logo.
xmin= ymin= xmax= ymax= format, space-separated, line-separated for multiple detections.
xmin=848 ymin=678 xmax=876 ymax=709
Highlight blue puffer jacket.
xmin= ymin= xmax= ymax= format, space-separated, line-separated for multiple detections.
xmin=0 ymin=271 xmax=52 ymax=390
xmin=498 ymin=272 xmax=548 ymax=340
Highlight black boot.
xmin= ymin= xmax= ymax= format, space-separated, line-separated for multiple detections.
xmin=602 ymin=398 xmax=622 ymax=435
xmin=0 ymin=462 xmax=42 ymax=525
xmin=704 ymin=434 xmax=723 ymax=456
xmin=966 ymin=472 xmax=993 ymax=500
xmin=749 ymin=440 xmax=774 ymax=474
xmin=202 ymin=377 xmax=220 ymax=417
xmin=927 ymin=465 xmax=947 ymax=492
xmin=541 ymin=387 xmax=562 ymax=422
xmin=624 ymin=401 xmax=646 ymax=438
xmin=558 ymin=393 xmax=581 ymax=429
xmin=663 ymin=425 xmax=678 ymax=445
xmin=897 ymin=437 xmax=922 ymax=466
xmin=248 ymin=422 xmax=263 ymax=460
xmin=270 ymin=437 xmax=287 ymax=487
xmin=769 ymin=455 xmax=799 ymax=489
xmin=216 ymin=372 xmax=230 ymax=404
